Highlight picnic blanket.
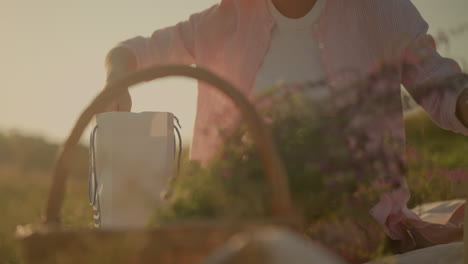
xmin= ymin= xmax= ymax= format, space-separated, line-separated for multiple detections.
xmin=367 ymin=199 xmax=466 ymax=264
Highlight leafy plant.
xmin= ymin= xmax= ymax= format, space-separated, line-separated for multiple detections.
xmin=151 ymin=66 xmax=442 ymax=263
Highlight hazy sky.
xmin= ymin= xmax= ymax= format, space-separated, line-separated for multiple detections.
xmin=2 ymin=0 xmax=467 ymax=143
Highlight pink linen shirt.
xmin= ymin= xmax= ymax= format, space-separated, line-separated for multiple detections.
xmin=118 ymin=0 xmax=468 ymax=244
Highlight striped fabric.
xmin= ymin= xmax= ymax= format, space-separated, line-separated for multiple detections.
xmin=117 ymin=0 xmax=468 ymax=247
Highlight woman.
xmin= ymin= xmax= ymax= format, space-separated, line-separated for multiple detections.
xmin=104 ymin=0 xmax=468 ymax=253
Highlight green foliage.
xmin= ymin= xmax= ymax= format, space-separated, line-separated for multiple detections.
xmin=0 ymin=132 xmax=91 ymax=264
xmin=404 ymin=109 xmax=468 ymax=208
xmin=0 ymin=132 xmax=57 ymax=171
xmin=0 ymin=131 xmax=88 ymax=177
xmin=0 ymin=107 xmax=465 ymax=263
xmin=152 ymin=86 xmax=407 ymax=262
xmin=152 ymin=72 xmax=468 ymax=262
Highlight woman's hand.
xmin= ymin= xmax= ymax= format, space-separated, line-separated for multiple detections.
xmin=105 ymin=87 xmax=132 ymax=112
xmin=103 ymin=46 xmax=137 ymax=112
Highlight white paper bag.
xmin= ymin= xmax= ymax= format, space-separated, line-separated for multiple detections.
xmin=88 ymin=112 xmax=181 ymax=229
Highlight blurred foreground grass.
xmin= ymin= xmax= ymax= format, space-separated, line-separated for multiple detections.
xmin=0 ymin=135 xmax=91 ymax=264
xmin=0 ymin=108 xmax=466 ymax=263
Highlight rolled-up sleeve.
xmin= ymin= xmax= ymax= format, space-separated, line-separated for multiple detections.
xmin=116 ymin=4 xmax=220 ymax=70
xmin=370 ymin=0 xmax=468 ymax=245
xmin=399 ymin=0 xmax=468 ymax=135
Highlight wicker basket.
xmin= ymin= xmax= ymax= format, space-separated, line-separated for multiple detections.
xmin=16 ymin=65 xmax=298 ymax=264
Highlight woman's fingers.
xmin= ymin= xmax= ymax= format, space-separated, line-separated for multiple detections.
xmin=117 ymin=90 xmax=132 ymax=112
xmin=104 ymin=101 xmax=119 ymax=113
xmin=102 ymin=91 xmax=131 ymax=113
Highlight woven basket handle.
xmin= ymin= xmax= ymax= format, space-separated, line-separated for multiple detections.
xmin=45 ymin=65 xmax=293 ymax=225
